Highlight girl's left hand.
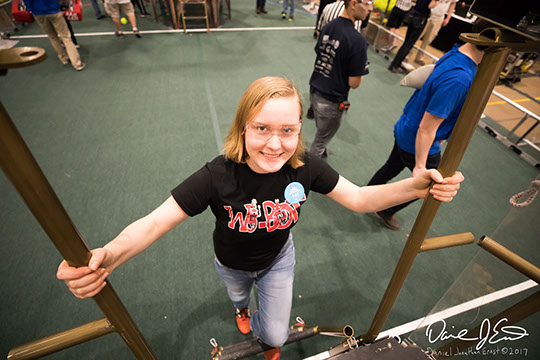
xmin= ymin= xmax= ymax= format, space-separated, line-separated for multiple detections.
xmin=415 ymin=169 xmax=464 ymax=202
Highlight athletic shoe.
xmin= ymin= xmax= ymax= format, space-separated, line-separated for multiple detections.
xmin=133 ymin=29 xmax=141 ymax=38
xmin=416 ymin=59 xmax=425 ymax=66
xmin=260 ymin=7 xmax=267 ymax=14
xmin=306 ymin=106 xmax=314 ymax=119
xmin=74 ymin=62 xmax=86 ymax=71
xmin=281 ymin=12 xmax=286 ymax=19
xmin=115 ymin=31 xmax=125 ymax=38
xmin=288 ymin=17 xmax=293 ymax=21
xmin=96 ymin=14 xmax=105 ymax=20
xmin=388 ymin=65 xmax=406 ymax=74
xmin=264 ymin=347 xmax=280 ymax=360
xmin=235 ymin=308 xmax=251 ymax=334
xmin=374 ymin=211 xmax=401 ymax=231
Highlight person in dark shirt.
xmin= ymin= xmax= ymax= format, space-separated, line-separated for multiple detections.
xmin=56 ymin=77 xmax=463 ymax=360
xmin=388 ymin=0 xmax=440 ymax=73
xmin=309 ymin=0 xmax=372 ymax=160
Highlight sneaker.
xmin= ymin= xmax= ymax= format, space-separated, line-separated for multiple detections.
xmin=374 ymin=211 xmax=401 ymax=231
xmin=133 ymin=29 xmax=141 ymax=38
xmin=388 ymin=65 xmax=406 ymax=74
xmin=281 ymin=12 xmax=286 ymax=19
xmin=235 ymin=308 xmax=251 ymax=334
xmin=288 ymin=17 xmax=293 ymax=21
xmin=264 ymin=347 xmax=281 ymax=360
xmin=260 ymin=7 xmax=267 ymax=14
xmin=306 ymin=106 xmax=314 ymax=119
xmin=96 ymin=14 xmax=105 ymax=20
xmin=74 ymin=62 xmax=86 ymax=71
xmin=115 ymin=31 xmax=124 ymax=38
xmin=416 ymin=59 xmax=425 ymax=66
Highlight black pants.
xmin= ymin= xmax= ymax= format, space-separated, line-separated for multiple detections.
xmin=368 ymin=140 xmax=441 ymax=215
xmin=390 ymin=13 xmax=427 ymax=69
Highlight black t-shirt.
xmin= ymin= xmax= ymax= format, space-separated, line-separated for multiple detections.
xmin=310 ymin=16 xmax=369 ymax=103
xmin=171 ymin=153 xmax=340 ymax=271
xmin=412 ymin=0 xmax=432 ymax=18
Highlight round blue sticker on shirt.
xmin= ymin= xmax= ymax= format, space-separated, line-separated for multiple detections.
xmin=284 ymin=182 xmax=305 ymax=204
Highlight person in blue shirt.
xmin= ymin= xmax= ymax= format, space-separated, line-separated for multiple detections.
xmin=368 ymin=40 xmax=485 ymax=230
xmin=25 ymin=0 xmax=85 ymax=70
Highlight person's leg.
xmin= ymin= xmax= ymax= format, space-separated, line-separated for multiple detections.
xmin=281 ymin=0 xmax=287 ymax=17
xmin=122 ymin=3 xmax=141 ymax=37
xmin=104 ymin=3 xmax=123 ymax=33
xmin=215 ymin=258 xmax=255 ymax=311
xmin=288 ymin=0 xmax=295 ymax=19
xmin=34 ymin=14 xmax=69 ymax=64
xmin=415 ymin=18 xmax=434 ymax=63
xmin=382 ymin=149 xmax=441 ymax=216
xmin=416 ymin=17 xmax=443 ymax=62
xmin=65 ymin=19 xmax=78 ymax=46
xmin=389 ymin=14 xmax=426 ymax=70
xmin=251 ymin=237 xmax=295 ymax=348
xmin=90 ymin=0 xmax=104 ymax=18
xmin=50 ymin=13 xmax=83 ymax=69
xmin=367 ymin=140 xmax=408 ymax=187
xmin=309 ymin=92 xmax=344 ymax=160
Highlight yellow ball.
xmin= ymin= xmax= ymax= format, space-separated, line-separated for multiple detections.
xmin=121 ymin=17 xmax=128 ymax=25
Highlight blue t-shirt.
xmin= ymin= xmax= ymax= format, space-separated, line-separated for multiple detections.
xmin=25 ymin=0 xmax=61 ymax=15
xmin=310 ymin=17 xmax=369 ymax=103
xmin=394 ymin=44 xmax=477 ymax=155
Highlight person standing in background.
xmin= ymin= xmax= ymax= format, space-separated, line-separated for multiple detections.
xmin=414 ymin=0 xmax=457 ymax=65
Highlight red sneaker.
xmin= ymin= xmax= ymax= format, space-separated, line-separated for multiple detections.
xmin=235 ymin=308 xmax=251 ymax=334
xmin=264 ymin=347 xmax=280 ymax=360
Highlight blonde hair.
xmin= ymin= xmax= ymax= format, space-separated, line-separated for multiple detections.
xmin=223 ymin=77 xmax=305 ymax=168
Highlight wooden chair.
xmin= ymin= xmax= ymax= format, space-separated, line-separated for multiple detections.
xmin=177 ymin=0 xmax=210 ymax=33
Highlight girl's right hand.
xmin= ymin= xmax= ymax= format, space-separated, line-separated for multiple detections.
xmin=56 ymin=248 xmax=112 ymax=299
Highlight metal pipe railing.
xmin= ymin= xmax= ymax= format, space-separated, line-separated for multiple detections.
xmin=419 ymin=232 xmax=475 ymax=253
xmin=362 ymin=31 xmax=514 ymax=344
xmin=478 ymin=236 xmax=540 ymax=284
xmin=7 ymin=318 xmax=115 ymax=360
xmin=0 ymin=102 xmax=157 ymax=360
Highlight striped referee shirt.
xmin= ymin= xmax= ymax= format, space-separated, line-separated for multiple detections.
xmin=316 ymin=1 xmax=363 ymax=33
xmin=395 ymin=0 xmax=413 ymax=11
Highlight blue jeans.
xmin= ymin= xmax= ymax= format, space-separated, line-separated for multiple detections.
xmin=90 ymin=0 xmax=104 ymax=18
xmin=309 ymin=92 xmax=345 ymax=160
xmin=215 ymin=234 xmax=295 ymax=348
xmin=282 ymin=0 xmax=295 ymax=18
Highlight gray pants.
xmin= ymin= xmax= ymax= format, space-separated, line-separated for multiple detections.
xmin=309 ymin=92 xmax=345 ymax=160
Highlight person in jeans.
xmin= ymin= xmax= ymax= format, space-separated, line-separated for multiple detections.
xmin=56 ymin=77 xmax=463 ymax=360
xmin=25 ymin=0 xmax=85 ymax=70
xmin=281 ymin=0 xmax=295 ymax=21
xmin=369 ymin=39 xmax=485 ymax=230
xmin=388 ymin=0 xmax=440 ymax=73
xmin=309 ymin=0 xmax=372 ymax=159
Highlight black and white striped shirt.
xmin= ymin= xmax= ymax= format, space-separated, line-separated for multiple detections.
xmin=316 ymin=1 xmax=363 ymax=33
xmin=395 ymin=0 xmax=413 ymax=11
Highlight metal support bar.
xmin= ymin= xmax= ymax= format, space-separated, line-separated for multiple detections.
xmin=7 ymin=318 xmax=115 ymax=360
xmin=434 ymin=291 xmax=540 ymax=359
xmin=0 ymin=102 xmax=157 ymax=360
xmin=477 ymin=236 xmax=540 ymax=284
xmin=362 ymin=33 xmax=514 ymax=344
xmin=419 ymin=232 xmax=475 ymax=253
